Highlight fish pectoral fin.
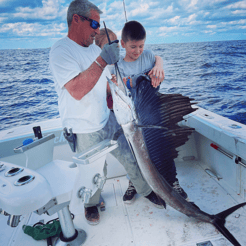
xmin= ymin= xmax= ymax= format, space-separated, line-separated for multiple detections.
xmin=213 ymin=202 xmax=246 ymax=246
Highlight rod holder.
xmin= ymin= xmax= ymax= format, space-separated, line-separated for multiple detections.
xmin=93 ymin=173 xmax=106 ymax=190
xmin=77 ymin=187 xmax=92 ymax=204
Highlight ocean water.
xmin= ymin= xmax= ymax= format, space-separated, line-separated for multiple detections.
xmin=0 ymin=40 xmax=245 ymax=132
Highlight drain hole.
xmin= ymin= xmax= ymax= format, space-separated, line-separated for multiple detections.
xmin=9 ymin=168 xmax=21 ymax=174
xmin=5 ymin=167 xmax=24 ymax=177
xmin=14 ymin=175 xmax=35 ymax=186
xmin=19 ymin=176 xmax=31 ymax=183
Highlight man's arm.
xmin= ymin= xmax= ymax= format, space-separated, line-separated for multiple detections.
xmin=148 ymin=55 xmax=165 ymax=88
xmin=65 ymin=56 xmax=107 ymax=100
xmin=65 ymin=42 xmax=119 ymax=100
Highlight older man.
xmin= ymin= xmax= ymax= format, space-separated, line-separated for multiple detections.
xmin=49 ymin=0 xmax=120 ymax=225
xmin=50 ymin=0 xmax=163 ymax=226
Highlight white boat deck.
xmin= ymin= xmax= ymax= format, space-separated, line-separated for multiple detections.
xmin=2 ymin=160 xmax=246 ymax=246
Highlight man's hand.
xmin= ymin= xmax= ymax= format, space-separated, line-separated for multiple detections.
xmin=100 ymin=40 xmax=120 ymax=65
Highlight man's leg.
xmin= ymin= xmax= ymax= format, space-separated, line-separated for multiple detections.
xmin=76 ymin=131 xmax=106 ymax=225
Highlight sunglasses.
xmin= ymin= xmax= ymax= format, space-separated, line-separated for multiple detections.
xmin=78 ymin=15 xmax=100 ymax=30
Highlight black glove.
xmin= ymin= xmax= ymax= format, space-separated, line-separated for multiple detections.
xmin=100 ymin=40 xmax=120 ymax=64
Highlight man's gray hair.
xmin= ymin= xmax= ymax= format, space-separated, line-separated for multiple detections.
xmin=67 ymin=0 xmax=102 ymax=27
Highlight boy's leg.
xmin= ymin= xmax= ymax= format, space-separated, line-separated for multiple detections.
xmin=111 ymin=135 xmax=166 ymax=208
xmin=111 ymin=132 xmax=152 ymax=196
xmin=108 ymin=112 xmax=184 ymax=206
xmin=105 ymin=112 xmax=152 ymax=197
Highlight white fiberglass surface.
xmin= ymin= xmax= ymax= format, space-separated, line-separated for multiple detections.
xmin=2 ymin=160 xmax=246 ymax=246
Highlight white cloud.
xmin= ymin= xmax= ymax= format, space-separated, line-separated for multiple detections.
xmin=13 ymin=0 xmax=63 ymax=20
xmin=184 ymin=13 xmax=199 ymax=25
xmin=188 ymin=0 xmax=198 ymax=8
xmin=0 ymin=23 xmax=35 ymax=34
xmin=98 ymin=2 xmax=107 ymax=14
xmin=0 ymin=22 xmax=66 ymax=36
xmin=203 ymin=30 xmax=216 ymax=35
xmin=163 ymin=5 xmax=174 ymax=14
xmin=169 ymin=16 xmax=180 ymax=24
xmin=187 ymin=14 xmax=197 ymax=22
xmin=131 ymin=3 xmax=149 ymax=16
xmin=225 ymin=1 xmax=246 ymax=9
xmin=225 ymin=19 xmax=246 ymax=25
xmin=108 ymin=1 xmax=124 ymax=10
xmin=1 ymin=0 xmax=246 ymax=48
xmin=232 ymin=9 xmax=246 ymax=15
xmin=0 ymin=17 xmax=6 ymax=23
xmin=159 ymin=26 xmax=179 ymax=33
xmin=207 ymin=25 xmax=217 ymax=28
xmin=145 ymin=5 xmax=174 ymax=20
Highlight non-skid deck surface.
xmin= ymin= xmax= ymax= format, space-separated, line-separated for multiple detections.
xmin=3 ymin=161 xmax=246 ymax=246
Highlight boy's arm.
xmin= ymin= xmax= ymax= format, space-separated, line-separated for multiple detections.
xmin=148 ymin=55 xmax=165 ymax=88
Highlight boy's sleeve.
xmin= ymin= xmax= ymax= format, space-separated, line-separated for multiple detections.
xmin=144 ymin=49 xmax=156 ymax=68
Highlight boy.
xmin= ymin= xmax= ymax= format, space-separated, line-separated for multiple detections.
xmin=118 ymin=21 xmax=165 ymax=89
xmin=117 ymin=20 xmax=188 ymax=204
xmin=94 ymin=26 xmax=166 ymax=208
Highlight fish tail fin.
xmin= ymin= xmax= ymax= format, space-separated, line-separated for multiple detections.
xmin=213 ymin=202 xmax=246 ymax=246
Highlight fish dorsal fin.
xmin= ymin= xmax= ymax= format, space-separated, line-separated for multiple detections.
xmin=132 ymin=75 xmax=197 ymax=185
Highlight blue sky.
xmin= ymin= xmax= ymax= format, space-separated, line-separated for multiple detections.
xmin=0 ymin=0 xmax=246 ymax=49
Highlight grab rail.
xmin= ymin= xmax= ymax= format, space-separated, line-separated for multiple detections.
xmin=210 ymin=143 xmax=246 ymax=168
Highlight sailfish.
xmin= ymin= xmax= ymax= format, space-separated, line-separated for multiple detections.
xmin=107 ymin=69 xmax=246 ymax=246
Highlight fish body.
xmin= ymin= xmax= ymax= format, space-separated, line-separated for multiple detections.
xmin=107 ymin=72 xmax=246 ymax=246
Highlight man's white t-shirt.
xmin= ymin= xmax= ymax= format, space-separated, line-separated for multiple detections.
xmin=49 ymin=37 xmax=110 ymax=134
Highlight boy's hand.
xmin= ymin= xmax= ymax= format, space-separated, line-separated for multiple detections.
xmin=123 ymin=76 xmax=132 ymax=88
xmin=111 ymin=74 xmax=118 ymax=85
xmin=148 ymin=65 xmax=165 ymax=88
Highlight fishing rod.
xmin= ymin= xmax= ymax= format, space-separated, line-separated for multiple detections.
xmin=103 ymin=21 xmax=112 ymax=45
xmin=102 ymin=0 xmax=129 ymax=95
xmin=103 ymin=21 xmax=127 ymax=95
xmin=123 ymin=0 xmax=128 ymax=22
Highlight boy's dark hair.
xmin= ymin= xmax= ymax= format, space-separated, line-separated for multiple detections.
xmin=122 ymin=21 xmax=146 ymax=43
